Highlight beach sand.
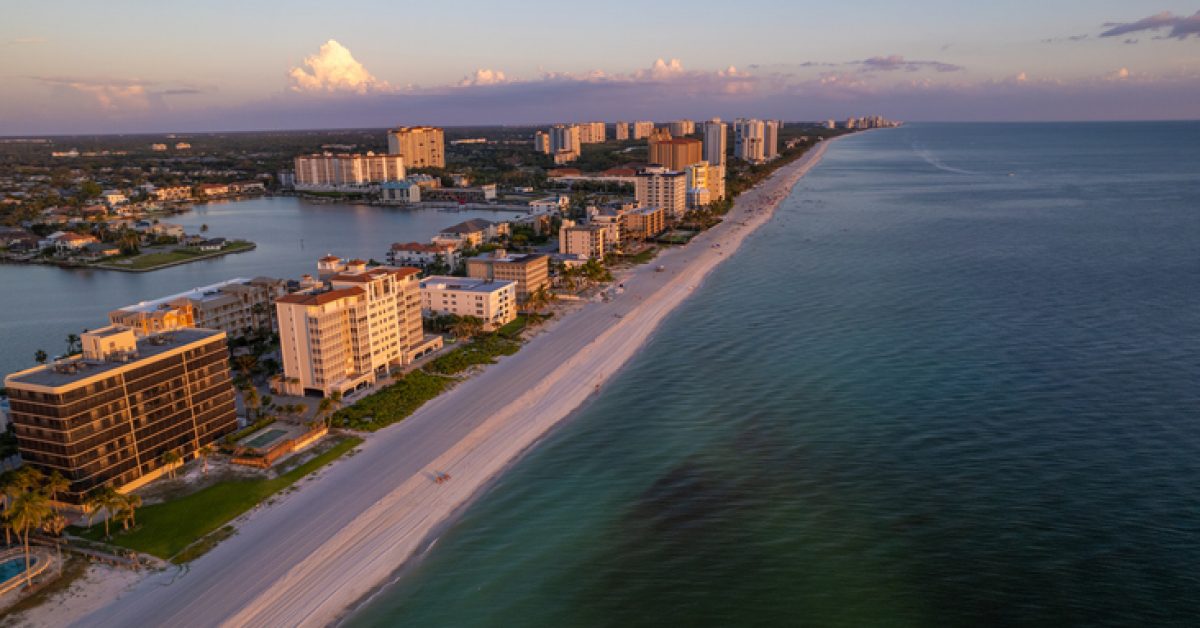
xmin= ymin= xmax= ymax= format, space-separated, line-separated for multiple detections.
xmin=56 ymin=138 xmax=835 ymax=628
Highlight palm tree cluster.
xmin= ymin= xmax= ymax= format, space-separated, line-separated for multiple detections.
xmin=1 ymin=467 xmax=72 ymax=588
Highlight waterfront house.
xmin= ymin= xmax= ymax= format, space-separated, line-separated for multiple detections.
xmin=197 ymin=183 xmax=230 ymax=198
xmin=437 ymin=219 xmax=511 ymax=248
xmin=387 ymin=241 xmax=461 ymax=270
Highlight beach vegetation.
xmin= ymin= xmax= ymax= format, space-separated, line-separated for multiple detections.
xmin=72 ymin=436 xmax=362 ymax=561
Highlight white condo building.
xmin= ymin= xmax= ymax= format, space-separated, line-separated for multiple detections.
xmin=615 ymin=122 xmax=630 ymax=140
xmin=293 ymin=152 xmax=406 ymax=190
xmin=420 ymin=276 xmax=516 ymax=330
xmin=734 ymin=119 xmax=766 ymax=163
xmin=764 ymin=120 xmax=780 ymax=160
xmin=632 ymin=121 xmax=655 ymax=139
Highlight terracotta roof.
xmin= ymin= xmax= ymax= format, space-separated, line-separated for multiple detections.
xmin=391 ymin=242 xmax=454 ymax=252
xmin=330 ymin=266 xmax=421 ymax=283
xmin=276 ymin=287 xmax=364 ymax=306
xmin=319 ymin=255 xmax=341 ymax=263
xmin=346 ymin=258 xmax=366 ymax=265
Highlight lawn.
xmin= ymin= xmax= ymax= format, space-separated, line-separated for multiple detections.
xmin=96 ymin=241 xmax=255 ymax=270
xmin=331 ymin=371 xmax=453 ymax=431
xmin=74 ymin=436 xmax=361 ymax=561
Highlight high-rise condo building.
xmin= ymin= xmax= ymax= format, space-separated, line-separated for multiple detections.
xmin=704 ymin=118 xmax=727 ymax=166
xmin=632 ymin=121 xmax=655 ymax=139
xmin=293 ymin=152 xmax=406 ymax=190
xmin=386 ymin=126 xmax=446 ymax=168
xmin=635 ymin=166 xmax=688 ymax=219
xmin=276 ymin=259 xmax=428 ymax=397
xmin=534 ymin=131 xmax=551 ymax=154
xmin=734 ymin=118 xmax=766 ymax=163
xmin=4 ymin=326 xmax=238 ymax=502
xmin=550 ymin=124 xmax=582 ymax=163
xmin=764 ymin=120 xmax=780 ymax=160
xmin=668 ymin=119 xmax=696 ymax=136
xmin=615 ymin=122 xmax=630 ymax=141
xmin=578 ymin=122 xmax=606 ymax=144
xmin=648 ymin=129 xmax=703 ymax=171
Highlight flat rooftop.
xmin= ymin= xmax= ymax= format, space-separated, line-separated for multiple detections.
xmin=420 ymin=276 xmax=514 ymax=293
xmin=7 ymin=328 xmax=225 ymax=390
xmin=113 ymin=278 xmax=252 ymax=314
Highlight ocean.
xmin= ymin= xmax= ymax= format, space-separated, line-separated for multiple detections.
xmin=346 ymin=122 xmax=1200 ymax=627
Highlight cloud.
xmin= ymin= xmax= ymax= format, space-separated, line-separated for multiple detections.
xmin=26 ymin=76 xmax=208 ymax=112
xmin=1041 ymin=34 xmax=1089 ymax=44
xmin=458 ymin=68 xmax=507 ymax=86
xmin=288 ymin=39 xmax=386 ymax=94
xmin=858 ymin=55 xmax=963 ymax=73
xmin=1100 ymin=11 xmax=1200 ymax=39
xmin=635 ymin=58 xmax=686 ymax=80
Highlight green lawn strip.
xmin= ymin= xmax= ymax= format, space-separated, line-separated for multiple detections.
xmin=423 ymin=334 xmax=520 ymax=376
xmin=331 ymin=371 xmax=453 ymax=432
xmin=72 ymin=436 xmax=362 ymax=560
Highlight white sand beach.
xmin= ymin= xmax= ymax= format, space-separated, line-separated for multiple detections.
xmin=49 ymin=138 xmax=835 ymax=628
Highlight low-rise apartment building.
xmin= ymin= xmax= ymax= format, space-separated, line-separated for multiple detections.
xmin=153 ymin=185 xmax=192 ymax=202
xmin=4 ymin=326 xmax=238 ymax=502
xmin=559 ymin=221 xmax=609 ymax=259
xmin=624 ymin=206 xmax=667 ymax=241
xmin=436 ymin=219 xmax=510 ymax=248
xmin=387 ymin=242 xmax=461 ymax=270
xmin=293 ymin=152 xmax=406 ymax=190
xmin=466 ymin=250 xmax=550 ymax=302
xmin=420 ymin=276 xmax=516 ymax=331
xmin=109 ymin=277 xmax=287 ymax=338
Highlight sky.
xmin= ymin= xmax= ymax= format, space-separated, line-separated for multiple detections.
xmin=1 ymin=0 xmax=1199 ymax=134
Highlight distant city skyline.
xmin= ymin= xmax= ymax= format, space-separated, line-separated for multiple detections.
xmin=2 ymin=1 xmax=1199 ymax=134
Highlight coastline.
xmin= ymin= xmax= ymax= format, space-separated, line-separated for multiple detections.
xmin=53 ymin=137 xmax=837 ymax=628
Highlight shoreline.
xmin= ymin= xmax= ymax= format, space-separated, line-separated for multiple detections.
xmin=55 ymin=137 xmax=838 ymax=628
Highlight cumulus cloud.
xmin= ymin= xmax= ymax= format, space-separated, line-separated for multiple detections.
xmin=858 ymin=55 xmax=963 ymax=73
xmin=1100 ymin=11 xmax=1200 ymax=39
xmin=459 ymin=68 xmax=507 ymax=86
xmin=288 ymin=39 xmax=386 ymax=93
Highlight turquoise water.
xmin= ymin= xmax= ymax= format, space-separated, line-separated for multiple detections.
xmin=0 ymin=557 xmax=28 ymax=581
xmin=347 ymin=123 xmax=1200 ymax=627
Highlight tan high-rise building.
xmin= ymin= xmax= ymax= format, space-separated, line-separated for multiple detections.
xmin=703 ymin=118 xmax=727 ymax=166
xmin=293 ymin=152 xmax=406 ymax=189
xmin=632 ymin=121 xmax=655 ymax=139
xmin=466 ymin=250 xmax=550 ymax=303
xmin=276 ymin=261 xmax=425 ymax=397
xmin=549 ymin=124 xmax=582 ymax=162
xmin=534 ymin=131 xmax=551 ymax=154
xmin=4 ymin=326 xmax=238 ymax=502
xmin=648 ymin=131 xmax=703 ymax=171
xmin=387 ymin=126 xmax=445 ymax=168
xmin=577 ymin=122 xmax=606 ymax=144
xmin=668 ymin=119 xmax=696 ymax=136
xmin=636 ymin=166 xmax=688 ymax=219
xmin=615 ymin=122 xmax=630 ymax=141
xmin=764 ymin=120 xmax=780 ymax=160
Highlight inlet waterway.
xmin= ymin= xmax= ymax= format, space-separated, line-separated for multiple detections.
xmin=0 ymin=200 xmax=522 ymax=376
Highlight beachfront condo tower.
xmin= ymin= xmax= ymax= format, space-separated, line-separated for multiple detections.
xmin=4 ymin=326 xmax=238 ymax=503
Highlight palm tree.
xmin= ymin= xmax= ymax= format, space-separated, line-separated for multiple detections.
xmin=197 ymin=444 xmax=215 ymax=476
xmin=450 ymin=316 xmax=483 ymax=341
xmin=161 ymin=450 xmax=182 ymax=479
xmin=43 ymin=471 xmax=69 ymax=514
xmin=33 ymin=350 xmax=48 ymax=365
xmin=243 ymin=386 xmax=261 ymax=422
xmin=118 ymin=493 xmax=142 ymax=530
xmin=65 ymin=333 xmax=81 ymax=355
xmin=90 ymin=486 xmax=123 ymax=538
xmin=6 ymin=491 xmax=50 ymax=588
xmin=316 ymin=398 xmax=334 ymax=428
xmin=0 ymin=475 xmax=19 ymax=546
xmin=235 ymin=354 xmax=259 ymax=380
xmin=525 ymin=287 xmax=553 ymax=315
xmin=200 ymin=223 xmax=209 ymax=233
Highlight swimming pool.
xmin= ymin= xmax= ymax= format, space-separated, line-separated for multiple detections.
xmin=0 ymin=556 xmax=30 ymax=581
xmin=242 ymin=428 xmax=288 ymax=450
